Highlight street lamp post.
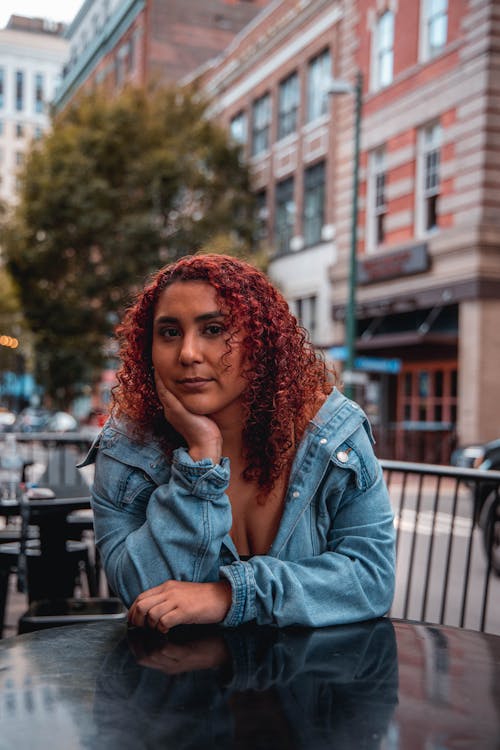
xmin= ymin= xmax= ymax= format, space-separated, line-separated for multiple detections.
xmin=328 ymin=71 xmax=363 ymax=400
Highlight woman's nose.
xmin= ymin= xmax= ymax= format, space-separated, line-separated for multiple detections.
xmin=179 ymin=333 xmax=203 ymax=365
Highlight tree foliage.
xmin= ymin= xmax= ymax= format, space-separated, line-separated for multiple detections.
xmin=4 ymin=86 xmax=256 ymax=406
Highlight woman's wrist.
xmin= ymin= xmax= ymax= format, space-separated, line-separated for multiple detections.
xmin=188 ymin=439 xmax=223 ymax=465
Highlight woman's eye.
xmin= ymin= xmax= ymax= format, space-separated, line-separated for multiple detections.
xmin=204 ymin=324 xmax=225 ymax=336
xmin=160 ymin=327 xmax=180 ymax=339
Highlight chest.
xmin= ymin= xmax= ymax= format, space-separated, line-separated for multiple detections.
xmin=228 ymin=476 xmax=286 ymax=557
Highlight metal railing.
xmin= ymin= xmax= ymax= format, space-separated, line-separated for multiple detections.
xmin=382 ymin=459 xmax=500 ymax=634
xmin=0 ymin=432 xmax=95 ymax=498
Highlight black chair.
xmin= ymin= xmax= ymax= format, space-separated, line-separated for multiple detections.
xmin=0 ymin=537 xmax=94 ymax=638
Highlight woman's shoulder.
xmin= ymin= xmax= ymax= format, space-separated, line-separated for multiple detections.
xmin=79 ymin=414 xmax=166 ymax=473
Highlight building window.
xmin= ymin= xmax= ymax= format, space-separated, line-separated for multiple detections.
xmin=0 ymin=120 xmax=3 ymax=135
xmin=295 ymin=295 xmax=317 ymax=341
xmin=15 ymin=70 xmax=24 ymax=111
xmin=370 ymin=148 xmax=387 ymax=248
xmin=34 ymin=126 xmax=43 ymax=140
xmin=15 ymin=151 xmax=24 ymax=166
xmin=278 ymin=72 xmax=299 ymax=140
xmin=421 ymin=0 xmax=448 ymax=60
xmin=275 ymin=177 xmax=295 ymax=255
xmin=230 ymin=111 xmax=247 ymax=145
xmin=419 ymin=123 xmax=441 ymax=233
xmin=34 ymin=73 xmax=44 ymax=114
xmin=307 ymin=49 xmax=331 ymax=122
xmin=303 ymin=161 xmax=325 ymax=247
xmin=251 ymin=93 xmax=271 ymax=156
xmin=15 ymin=122 xmax=24 ymax=138
xmin=372 ymin=11 xmax=394 ymax=90
xmin=255 ymin=190 xmax=268 ymax=243
xmin=0 ymin=69 xmax=4 ymax=109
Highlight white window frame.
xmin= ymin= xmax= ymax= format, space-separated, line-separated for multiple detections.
xmin=278 ymin=72 xmax=299 ymax=140
xmin=275 ymin=177 xmax=295 ymax=255
xmin=416 ymin=122 xmax=442 ymax=237
xmin=303 ymin=161 xmax=325 ymax=247
xmin=366 ymin=147 xmax=387 ymax=253
xmin=306 ymin=49 xmax=331 ymax=123
xmin=371 ymin=10 xmax=394 ymax=91
xmin=251 ymin=93 xmax=271 ymax=157
xmin=419 ymin=0 xmax=448 ymax=61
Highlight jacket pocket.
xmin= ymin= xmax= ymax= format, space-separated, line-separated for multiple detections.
xmin=329 ymin=420 xmax=380 ymax=491
xmin=93 ymin=450 xmax=157 ymax=509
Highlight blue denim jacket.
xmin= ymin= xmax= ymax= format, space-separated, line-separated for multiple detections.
xmin=82 ymin=388 xmax=395 ymax=627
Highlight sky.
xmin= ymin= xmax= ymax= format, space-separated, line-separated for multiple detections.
xmin=0 ymin=1 xmax=84 ymax=29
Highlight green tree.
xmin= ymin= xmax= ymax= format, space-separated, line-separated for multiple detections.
xmin=4 ymin=86 xmax=256 ymax=407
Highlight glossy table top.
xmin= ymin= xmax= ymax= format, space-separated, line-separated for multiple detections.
xmin=0 ymin=618 xmax=499 ymax=749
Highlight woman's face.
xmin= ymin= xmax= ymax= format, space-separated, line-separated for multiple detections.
xmin=151 ymin=281 xmax=247 ymax=424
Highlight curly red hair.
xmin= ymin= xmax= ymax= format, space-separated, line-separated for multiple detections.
xmin=113 ymin=253 xmax=334 ymax=492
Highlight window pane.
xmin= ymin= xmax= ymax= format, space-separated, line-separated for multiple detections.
xmin=275 ymin=177 xmax=295 ymax=255
xmin=376 ymin=11 xmax=394 ymax=87
xmin=15 ymin=70 xmax=24 ymax=111
xmin=230 ymin=111 xmax=247 ymax=144
xmin=278 ymin=73 xmax=299 ymax=140
xmin=404 ymin=372 xmax=412 ymax=396
xmin=435 ymin=370 xmax=443 ymax=397
xmin=303 ymin=162 xmax=325 ymax=246
xmin=307 ymin=49 xmax=331 ymax=122
xmin=251 ymin=94 xmax=271 ymax=156
xmin=418 ymin=371 xmax=429 ymax=397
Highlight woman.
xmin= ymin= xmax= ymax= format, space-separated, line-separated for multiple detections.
xmin=84 ymin=253 xmax=395 ymax=632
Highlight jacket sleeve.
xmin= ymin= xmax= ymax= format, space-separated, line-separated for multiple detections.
xmin=91 ymin=446 xmax=232 ymax=607
xmin=219 ymin=423 xmax=396 ymax=627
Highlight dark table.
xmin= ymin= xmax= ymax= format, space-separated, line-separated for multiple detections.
xmin=0 ymin=494 xmax=92 ymax=599
xmin=0 ymin=617 xmax=499 ymax=749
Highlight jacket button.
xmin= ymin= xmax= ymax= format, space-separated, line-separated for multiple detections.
xmin=336 ymin=451 xmax=349 ymax=463
xmin=319 ymin=438 xmax=327 ymax=444
xmin=292 ymin=491 xmax=300 ymax=498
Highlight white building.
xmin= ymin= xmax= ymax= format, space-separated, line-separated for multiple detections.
xmin=0 ymin=16 xmax=68 ymax=204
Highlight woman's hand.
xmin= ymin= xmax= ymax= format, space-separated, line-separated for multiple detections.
xmin=128 ymin=632 xmax=230 ymax=675
xmin=128 ymin=579 xmax=233 ymax=634
xmin=155 ymin=371 xmax=222 ymax=463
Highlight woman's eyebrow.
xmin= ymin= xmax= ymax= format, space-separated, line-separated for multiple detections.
xmin=154 ymin=311 xmax=225 ymax=325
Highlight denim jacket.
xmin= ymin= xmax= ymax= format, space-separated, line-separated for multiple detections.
xmin=81 ymin=388 xmax=395 ymax=627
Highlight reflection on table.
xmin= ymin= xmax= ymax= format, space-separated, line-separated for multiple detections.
xmin=0 ymin=617 xmax=499 ymax=749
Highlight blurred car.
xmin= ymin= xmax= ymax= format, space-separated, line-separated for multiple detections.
xmin=451 ymin=438 xmax=500 ymax=575
xmin=46 ymin=411 xmax=79 ymax=432
xmin=12 ymin=407 xmax=51 ymax=433
xmin=0 ymin=408 xmax=16 ymax=432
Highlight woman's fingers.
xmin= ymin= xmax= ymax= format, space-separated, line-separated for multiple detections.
xmin=128 ymin=580 xmax=232 ymax=633
xmin=153 ymin=372 xmax=222 ymax=462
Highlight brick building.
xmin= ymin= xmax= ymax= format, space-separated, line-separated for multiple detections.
xmin=54 ymin=0 xmax=271 ymax=109
xmin=195 ymin=0 xmax=500 ymax=461
xmin=0 ymin=16 xmax=68 ymax=204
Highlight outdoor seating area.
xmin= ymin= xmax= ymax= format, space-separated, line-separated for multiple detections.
xmin=0 ymin=433 xmax=127 ymax=638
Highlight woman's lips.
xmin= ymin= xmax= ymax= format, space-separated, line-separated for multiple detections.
xmin=176 ymin=377 xmax=213 ymax=390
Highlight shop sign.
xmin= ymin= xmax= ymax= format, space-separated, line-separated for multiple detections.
xmin=358 ymin=243 xmax=429 ymax=285
xmin=327 ymin=348 xmax=401 ymax=374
